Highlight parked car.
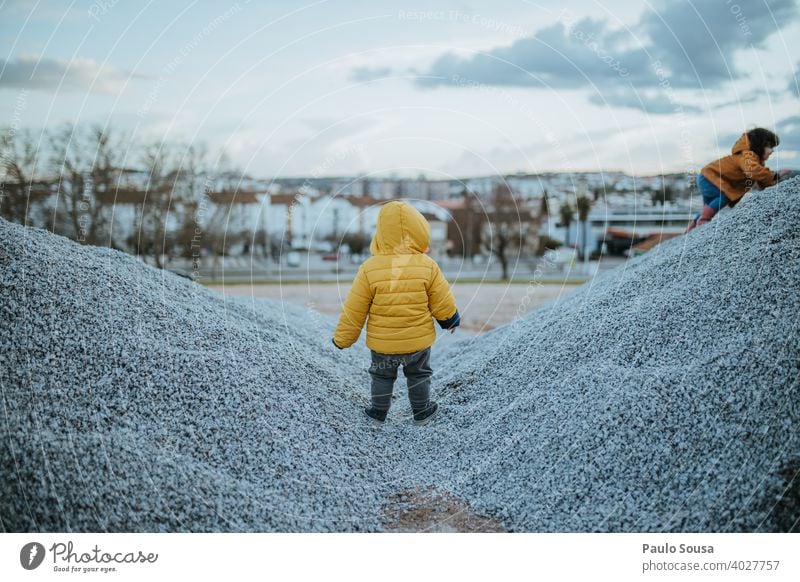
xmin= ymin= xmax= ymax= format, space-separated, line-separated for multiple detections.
xmin=286 ymin=251 xmax=301 ymax=267
xmin=313 ymin=241 xmax=334 ymax=253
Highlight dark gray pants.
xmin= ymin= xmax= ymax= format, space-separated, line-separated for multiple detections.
xmin=368 ymin=347 xmax=432 ymax=414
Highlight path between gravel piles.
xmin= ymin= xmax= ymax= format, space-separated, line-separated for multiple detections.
xmin=2 ymin=178 xmax=799 ymax=532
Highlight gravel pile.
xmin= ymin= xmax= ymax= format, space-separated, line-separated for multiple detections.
xmin=420 ymin=177 xmax=800 ymax=532
xmin=2 ymin=177 xmax=799 ymax=532
xmin=0 ymin=223 xmax=396 ymax=532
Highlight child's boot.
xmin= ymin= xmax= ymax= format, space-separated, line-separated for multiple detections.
xmin=413 ymin=401 xmax=439 ymax=426
xmin=364 ymin=406 xmax=388 ymax=426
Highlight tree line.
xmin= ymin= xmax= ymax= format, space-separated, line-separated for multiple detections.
xmin=0 ymin=124 xmax=272 ymax=268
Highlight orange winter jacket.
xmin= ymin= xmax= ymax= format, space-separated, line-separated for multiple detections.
xmin=701 ymin=133 xmax=778 ymax=203
xmin=333 ymin=201 xmax=459 ymax=355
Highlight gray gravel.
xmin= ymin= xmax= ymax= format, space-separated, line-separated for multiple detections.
xmin=2 ymin=178 xmax=799 ymax=532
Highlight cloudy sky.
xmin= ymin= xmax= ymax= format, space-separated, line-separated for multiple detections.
xmin=1 ymin=0 xmax=798 ymax=178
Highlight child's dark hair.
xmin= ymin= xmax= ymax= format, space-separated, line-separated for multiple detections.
xmin=747 ymin=128 xmax=780 ymax=160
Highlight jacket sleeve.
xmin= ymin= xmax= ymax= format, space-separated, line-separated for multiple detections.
xmin=333 ymin=266 xmax=373 ymax=348
xmin=427 ymin=262 xmax=459 ymax=329
xmin=739 ymin=152 xmax=778 ymax=188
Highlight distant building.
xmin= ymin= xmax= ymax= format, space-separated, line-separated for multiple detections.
xmin=268 ymin=192 xmax=384 ymax=250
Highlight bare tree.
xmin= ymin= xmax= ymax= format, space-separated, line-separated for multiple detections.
xmin=482 ymin=183 xmax=537 ymax=281
xmin=0 ymin=127 xmax=47 ymax=226
xmin=650 ymin=183 xmax=675 ymax=206
xmin=49 ymin=124 xmax=124 ymax=246
xmin=444 ymin=187 xmax=483 ymax=259
xmin=135 ymin=141 xmax=183 ymax=268
xmin=173 ymin=143 xmax=209 ymax=259
xmin=539 ymin=188 xmax=550 ymax=218
xmin=211 ymin=152 xmax=257 ymax=256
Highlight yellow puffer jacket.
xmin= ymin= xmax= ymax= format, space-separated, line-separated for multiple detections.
xmin=333 ymin=201 xmax=459 ymax=355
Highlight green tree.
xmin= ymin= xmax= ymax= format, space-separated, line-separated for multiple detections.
xmin=536 ymin=234 xmax=562 ymax=256
xmin=559 ymin=201 xmax=574 ymax=247
xmin=341 ymin=232 xmax=369 ymax=256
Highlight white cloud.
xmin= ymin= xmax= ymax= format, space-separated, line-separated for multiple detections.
xmin=0 ymin=54 xmax=135 ymax=94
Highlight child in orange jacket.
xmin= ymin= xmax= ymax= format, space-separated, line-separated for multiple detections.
xmin=688 ymin=128 xmax=788 ymax=230
xmin=332 ymin=201 xmax=460 ymax=426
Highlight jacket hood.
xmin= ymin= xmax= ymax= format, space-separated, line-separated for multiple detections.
xmin=731 ymin=133 xmax=750 ymax=155
xmin=369 ymin=201 xmax=430 ymax=255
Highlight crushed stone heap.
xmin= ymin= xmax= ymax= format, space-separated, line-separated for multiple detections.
xmin=2 ymin=178 xmax=798 ymax=532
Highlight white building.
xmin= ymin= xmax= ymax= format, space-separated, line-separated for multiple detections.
xmin=544 ymin=202 xmax=695 ymax=258
xmin=267 ymin=193 xmax=384 ymax=250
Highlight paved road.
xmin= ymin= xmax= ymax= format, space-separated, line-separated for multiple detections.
xmin=208 ymin=282 xmax=580 ymax=333
xmin=177 ymin=254 xmax=627 ymax=284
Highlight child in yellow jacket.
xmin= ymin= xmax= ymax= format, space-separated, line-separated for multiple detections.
xmin=332 ymin=201 xmax=460 ymax=426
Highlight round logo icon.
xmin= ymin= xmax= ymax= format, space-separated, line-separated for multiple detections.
xmin=20 ymin=542 xmax=46 ymax=570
